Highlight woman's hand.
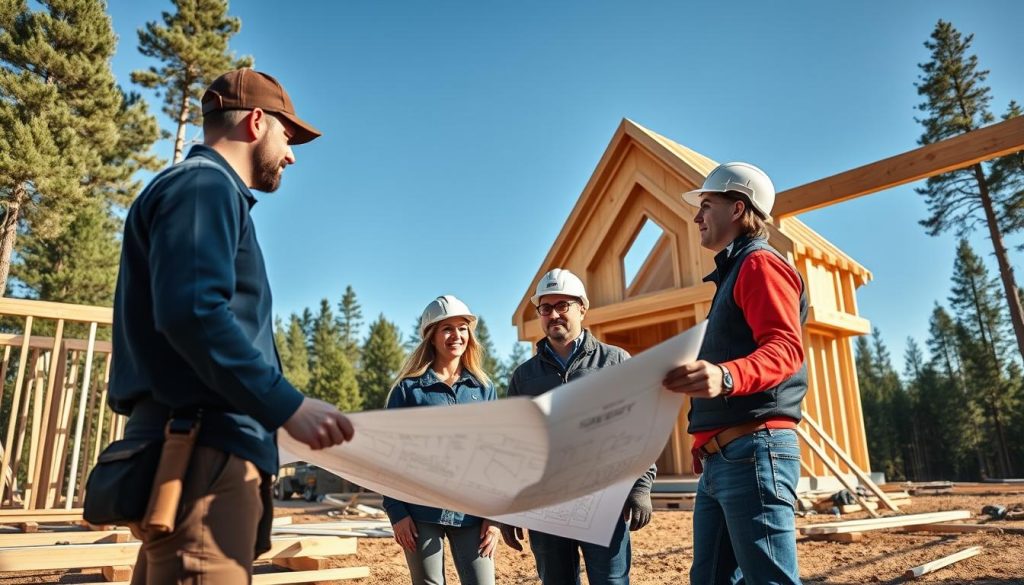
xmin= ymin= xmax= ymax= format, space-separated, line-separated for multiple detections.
xmin=479 ymin=520 xmax=501 ymax=558
xmin=393 ymin=517 xmax=418 ymax=551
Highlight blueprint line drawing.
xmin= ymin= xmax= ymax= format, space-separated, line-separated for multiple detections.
xmin=280 ymin=321 xmax=705 ymax=545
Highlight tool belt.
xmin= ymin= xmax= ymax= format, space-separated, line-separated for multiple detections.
xmin=83 ymin=403 xmax=200 ymax=530
xmin=698 ymin=420 xmax=768 ymax=458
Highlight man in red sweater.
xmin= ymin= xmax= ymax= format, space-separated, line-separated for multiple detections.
xmin=663 ymin=162 xmax=806 ymax=585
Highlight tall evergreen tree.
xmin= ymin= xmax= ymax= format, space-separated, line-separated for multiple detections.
xmin=336 ymin=285 xmax=363 ymax=367
xmin=405 ymin=314 xmax=422 ymax=351
xmin=12 ymin=90 xmax=160 ymax=303
xmin=991 ymin=101 xmax=1024 ymax=247
xmin=308 ymin=299 xmax=361 ymax=411
xmin=359 ymin=314 xmax=405 ymax=409
xmin=855 ymin=331 xmax=908 ymax=479
xmin=948 ymin=239 xmax=1018 ymax=476
xmin=475 ymin=317 xmax=501 ymax=382
xmin=132 ymin=0 xmax=252 ymax=163
xmin=279 ymin=314 xmax=311 ymax=392
xmin=0 ymin=0 xmax=145 ymax=294
xmin=915 ymin=20 xmax=1024 ymax=361
xmin=494 ymin=342 xmax=531 ymax=397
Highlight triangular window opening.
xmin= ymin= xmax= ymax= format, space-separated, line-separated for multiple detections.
xmin=623 ymin=218 xmax=668 ymax=294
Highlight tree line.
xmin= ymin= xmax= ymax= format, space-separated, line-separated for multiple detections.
xmin=855 ymin=20 xmax=1024 ymax=482
xmin=273 ymin=285 xmax=530 ymax=410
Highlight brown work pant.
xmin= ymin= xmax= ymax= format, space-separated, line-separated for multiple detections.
xmin=130 ymin=446 xmax=263 ymax=585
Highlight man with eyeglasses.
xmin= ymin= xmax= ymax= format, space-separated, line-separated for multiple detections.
xmin=500 ymin=268 xmax=655 ymax=585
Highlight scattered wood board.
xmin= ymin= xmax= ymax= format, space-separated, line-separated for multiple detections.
xmin=800 ymin=510 xmax=971 ymax=535
xmin=0 ymin=528 xmax=132 ymax=546
xmin=0 ymin=535 xmax=358 ymax=571
xmin=905 ymin=546 xmax=982 ymax=579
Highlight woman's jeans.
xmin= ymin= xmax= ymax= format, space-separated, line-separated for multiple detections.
xmin=404 ymin=521 xmax=495 ymax=585
xmin=690 ymin=428 xmax=802 ymax=585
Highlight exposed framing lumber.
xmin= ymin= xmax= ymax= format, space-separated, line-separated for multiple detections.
xmin=794 ymin=425 xmax=881 ymax=518
xmin=900 ymin=523 xmax=1004 ymax=535
xmin=800 ymin=412 xmax=899 ymax=511
xmin=774 ymin=115 xmax=1024 ymax=217
xmin=904 ymin=546 xmax=982 ymax=579
xmin=0 ymin=535 xmax=358 ymax=571
xmin=800 ymin=510 xmax=971 ymax=535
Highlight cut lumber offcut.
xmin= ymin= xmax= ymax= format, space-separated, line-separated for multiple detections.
xmin=272 ymin=555 xmax=332 ymax=571
xmin=905 ymin=546 xmax=982 ymax=579
xmin=105 ymin=567 xmax=371 ymax=585
xmin=794 ymin=426 xmax=881 ymax=518
xmin=901 ymin=523 xmax=1004 ymax=535
xmin=272 ymin=516 xmax=293 ymax=526
xmin=102 ymin=565 xmax=132 ymax=581
xmin=799 ymin=413 xmax=899 ymax=512
xmin=0 ymin=535 xmax=358 ymax=571
xmin=800 ymin=510 xmax=971 ymax=535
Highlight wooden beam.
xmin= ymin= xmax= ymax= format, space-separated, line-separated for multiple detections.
xmin=0 ymin=298 xmax=112 ymax=325
xmin=0 ymin=529 xmax=131 ymax=546
xmin=0 ymin=535 xmax=358 ymax=571
xmin=794 ymin=425 xmax=880 ymax=518
xmin=774 ymin=116 xmax=1024 ymax=217
xmin=800 ymin=510 xmax=971 ymax=535
xmin=905 ymin=546 xmax=982 ymax=579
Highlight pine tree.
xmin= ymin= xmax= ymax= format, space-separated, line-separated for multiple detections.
xmin=132 ymin=0 xmax=252 ymax=163
xmin=475 ymin=317 xmax=501 ymax=382
xmin=494 ymin=342 xmax=531 ymax=397
xmin=336 ymin=285 xmax=363 ymax=367
xmin=948 ymin=240 xmax=1018 ymax=476
xmin=991 ymin=101 xmax=1024 ymax=246
xmin=855 ymin=331 xmax=907 ymax=479
xmin=915 ymin=20 xmax=1024 ymax=361
xmin=279 ymin=314 xmax=311 ymax=392
xmin=405 ymin=314 xmax=422 ymax=351
xmin=308 ymin=299 xmax=361 ymax=411
xmin=359 ymin=314 xmax=405 ymax=409
xmin=0 ymin=0 xmax=145 ymax=295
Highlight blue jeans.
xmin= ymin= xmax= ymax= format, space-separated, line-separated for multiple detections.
xmin=690 ymin=429 xmax=802 ymax=585
xmin=528 ymin=518 xmax=630 ymax=585
xmin=403 ymin=521 xmax=494 ymax=585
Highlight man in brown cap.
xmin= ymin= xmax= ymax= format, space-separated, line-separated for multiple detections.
xmin=108 ymin=69 xmax=351 ymax=584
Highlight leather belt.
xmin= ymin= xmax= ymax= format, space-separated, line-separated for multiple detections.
xmin=698 ymin=421 xmax=768 ymax=458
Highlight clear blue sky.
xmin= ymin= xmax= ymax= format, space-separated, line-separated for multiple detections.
xmin=105 ymin=1 xmax=1024 ymax=371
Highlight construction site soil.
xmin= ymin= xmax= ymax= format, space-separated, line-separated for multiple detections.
xmin=1 ymin=490 xmax=1021 ymax=584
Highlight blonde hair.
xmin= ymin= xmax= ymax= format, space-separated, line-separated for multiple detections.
xmin=385 ymin=319 xmax=492 ymax=405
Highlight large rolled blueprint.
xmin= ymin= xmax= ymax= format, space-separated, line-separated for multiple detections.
xmin=281 ymin=321 xmax=705 ymax=545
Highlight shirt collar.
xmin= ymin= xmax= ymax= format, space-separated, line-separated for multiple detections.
xmin=184 ymin=144 xmax=258 ymax=208
xmin=420 ymin=368 xmax=481 ymax=388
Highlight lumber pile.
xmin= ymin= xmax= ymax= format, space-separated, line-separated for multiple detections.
xmin=0 ymin=532 xmax=370 ymax=583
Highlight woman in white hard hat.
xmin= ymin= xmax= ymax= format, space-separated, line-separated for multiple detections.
xmin=382 ymin=295 xmax=501 ymax=585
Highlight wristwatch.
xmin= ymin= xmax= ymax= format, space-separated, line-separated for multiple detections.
xmin=719 ymin=364 xmax=734 ymax=396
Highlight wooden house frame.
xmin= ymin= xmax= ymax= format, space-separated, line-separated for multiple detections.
xmin=512 ymin=116 xmax=1024 ymax=478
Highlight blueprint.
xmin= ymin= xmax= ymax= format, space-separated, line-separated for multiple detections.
xmin=280 ymin=321 xmax=705 ymax=545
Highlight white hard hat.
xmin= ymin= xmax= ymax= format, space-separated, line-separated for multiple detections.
xmin=531 ymin=268 xmax=590 ymax=309
xmin=419 ymin=295 xmax=477 ymax=337
xmin=682 ymin=162 xmax=776 ymax=219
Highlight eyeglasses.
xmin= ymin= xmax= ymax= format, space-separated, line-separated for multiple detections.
xmin=536 ymin=300 xmax=579 ymax=316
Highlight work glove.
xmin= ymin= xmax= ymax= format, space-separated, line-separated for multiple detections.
xmin=499 ymin=523 xmax=525 ymax=551
xmin=623 ymin=488 xmax=653 ymax=531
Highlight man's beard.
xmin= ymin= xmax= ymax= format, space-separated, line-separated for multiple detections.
xmin=547 ymin=320 xmax=570 ymax=342
xmin=252 ymin=142 xmax=284 ymax=192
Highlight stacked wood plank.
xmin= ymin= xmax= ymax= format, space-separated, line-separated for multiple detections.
xmin=0 ymin=532 xmax=369 ymax=583
xmin=800 ymin=510 xmax=972 ymax=542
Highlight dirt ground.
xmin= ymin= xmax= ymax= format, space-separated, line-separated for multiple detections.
xmin=300 ymin=492 xmax=1024 ymax=585
xmin=1 ymin=492 xmax=1021 ymax=584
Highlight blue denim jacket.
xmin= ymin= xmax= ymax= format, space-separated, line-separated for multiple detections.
xmin=382 ymin=369 xmax=496 ymax=527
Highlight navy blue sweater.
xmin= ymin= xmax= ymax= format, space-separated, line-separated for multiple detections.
xmin=110 ymin=145 xmax=304 ymax=475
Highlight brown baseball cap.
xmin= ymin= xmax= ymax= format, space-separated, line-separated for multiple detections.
xmin=201 ymin=68 xmax=322 ymax=145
